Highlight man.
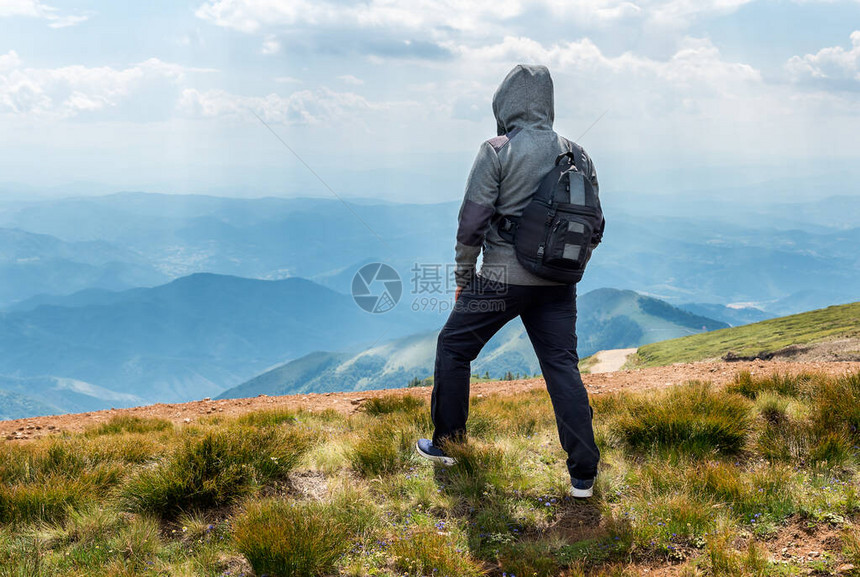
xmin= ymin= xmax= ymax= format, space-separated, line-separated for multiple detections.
xmin=415 ymin=64 xmax=602 ymax=499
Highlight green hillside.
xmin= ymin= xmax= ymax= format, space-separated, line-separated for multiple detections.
xmin=636 ymin=301 xmax=860 ymax=367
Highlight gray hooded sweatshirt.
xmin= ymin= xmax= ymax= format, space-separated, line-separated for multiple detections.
xmin=454 ymin=64 xmax=600 ymax=287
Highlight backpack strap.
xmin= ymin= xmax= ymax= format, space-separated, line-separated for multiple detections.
xmin=487 ymin=129 xmax=522 ymax=243
xmin=558 ymin=140 xmax=599 ymax=208
xmin=487 ymin=127 xmax=521 ymax=152
xmin=535 ymin=162 xmax=569 ymax=204
xmin=495 ymin=213 xmax=517 ymax=243
xmin=495 ymin=136 xmax=592 ymax=243
xmin=496 ymin=159 xmax=565 ymax=241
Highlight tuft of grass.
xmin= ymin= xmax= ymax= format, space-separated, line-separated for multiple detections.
xmin=437 ymin=440 xmax=518 ymax=501
xmin=233 ymin=498 xmax=352 ymax=577
xmin=361 ymin=394 xmax=426 ymax=416
xmin=0 ymin=534 xmax=45 ymax=577
xmin=111 ymin=514 xmax=162 ymax=572
xmin=236 ymin=407 xmax=298 ymax=427
xmin=120 ymin=426 xmax=314 ymax=518
xmin=842 ymin=524 xmax=860 ymax=568
xmin=78 ymin=433 xmax=170 ymax=464
xmin=753 ymin=390 xmax=791 ymax=426
xmin=499 ymin=538 xmax=568 ymax=577
xmin=612 ymin=382 xmax=753 ymax=457
xmin=1 ymin=477 xmax=88 ymax=525
xmin=811 ymin=372 xmax=860 ymax=441
xmin=389 ymin=527 xmax=485 ymax=577
xmin=38 ymin=504 xmax=119 ymax=549
xmin=808 ymin=431 xmax=855 ymax=466
xmin=349 ymin=421 xmax=416 ymax=477
xmin=704 ymin=531 xmax=772 ymax=576
xmin=555 ymin=526 xmax=634 ymax=570
xmin=689 ymin=462 xmax=796 ymax=530
xmin=86 ymin=415 xmax=173 ymax=436
xmin=0 ymin=441 xmax=124 ymax=525
xmin=737 ymin=371 xmax=860 ymax=467
xmin=467 ymin=392 xmax=555 ymax=440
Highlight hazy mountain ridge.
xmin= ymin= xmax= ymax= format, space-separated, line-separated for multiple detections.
xmin=0 ymin=375 xmax=144 ymax=419
xmin=219 ymin=288 xmax=729 ymax=399
xmin=678 ymin=303 xmax=773 ymax=327
xmin=1 ymin=192 xmax=858 ymax=314
xmin=0 ymin=226 xmax=168 ymax=306
xmin=0 ymin=192 xmax=856 ymax=418
xmin=0 ymin=390 xmax=60 ymax=421
xmin=0 ymin=273 xmax=428 ymax=409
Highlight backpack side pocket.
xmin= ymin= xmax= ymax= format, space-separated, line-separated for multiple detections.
xmin=543 ymin=215 xmax=594 ymax=271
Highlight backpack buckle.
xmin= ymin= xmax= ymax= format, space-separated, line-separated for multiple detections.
xmin=555 ymin=151 xmax=577 ymax=167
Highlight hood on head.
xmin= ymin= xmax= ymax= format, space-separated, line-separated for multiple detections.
xmin=492 ymin=64 xmax=554 ymax=136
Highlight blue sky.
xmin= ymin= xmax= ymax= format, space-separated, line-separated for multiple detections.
xmin=1 ymin=0 xmax=859 ymax=201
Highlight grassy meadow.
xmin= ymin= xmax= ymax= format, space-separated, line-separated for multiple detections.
xmin=1 ymin=370 xmax=860 ymax=576
xmin=634 ymin=302 xmax=860 ymax=367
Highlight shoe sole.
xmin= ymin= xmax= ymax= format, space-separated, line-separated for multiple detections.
xmin=570 ymin=486 xmax=593 ymax=499
xmin=415 ymin=441 xmax=456 ymax=466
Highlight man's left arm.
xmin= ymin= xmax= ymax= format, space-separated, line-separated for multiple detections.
xmin=454 ymin=141 xmax=502 ymax=289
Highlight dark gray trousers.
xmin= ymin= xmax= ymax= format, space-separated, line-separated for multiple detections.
xmin=431 ymin=275 xmax=600 ymax=480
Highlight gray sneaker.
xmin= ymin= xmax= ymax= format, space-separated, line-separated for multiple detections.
xmin=415 ymin=438 xmax=456 ymax=466
xmin=570 ymin=476 xmax=596 ymax=499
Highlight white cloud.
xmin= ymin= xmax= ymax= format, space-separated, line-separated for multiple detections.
xmin=176 ymin=27 xmax=207 ymax=48
xmin=0 ymin=52 xmax=213 ymax=118
xmin=194 ymin=0 xmax=528 ymax=36
xmin=0 ymin=0 xmax=91 ymax=27
xmin=449 ymin=35 xmax=763 ymax=117
xmin=0 ymin=50 xmax=22 ymax=70
xmin=418 ymin=32 xmax=860 ymax=159
xmin=786 ymin=31 xmax=860 ymax=84
xmin=138 ymin=58 xmax=215 ymax=80
xmin=337 ymin=74 xmax=364 ymax=85
xmin=178 ymin=87 xmax=385 ymax=125
xmin=261 ymin=34 xmax=280 ymax=55
xmin=641 ymin=0 xmax=754 ymax=27
xmin=541 ymin=0 xmax=757 ymax=28
xmin=191 ymin=0 xmax=667 ymax=60
xmin=194 ymin=0 xmax=776 ymax=36
xmin=193 ymin=0 xmax=798 ymax=58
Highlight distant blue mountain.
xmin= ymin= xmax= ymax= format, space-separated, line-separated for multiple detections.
xmin=0 ymin=375 xmax=144 ymax=418
xmin=0 ymin=273 xmax=429 ymax=406
xmin=2 ymin=191 xmax=858 ymax=314
xmin=0 ymin=227 xmax=168 ymax=307
xmin=0 ymin=390 xmax=60 ymax=421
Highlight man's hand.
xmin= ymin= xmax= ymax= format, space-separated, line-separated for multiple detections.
xmin=455 ymin=286 xmax=463 ymax=302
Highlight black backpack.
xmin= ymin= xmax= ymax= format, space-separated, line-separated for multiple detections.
xmin=496 ymin=144 xmax=604 ymax=284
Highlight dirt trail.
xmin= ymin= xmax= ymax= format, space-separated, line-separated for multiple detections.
xmin=588 ymin=348 xmax=638 ymax=373
xmin=2 ymin=359 xmax=859 ymax=442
